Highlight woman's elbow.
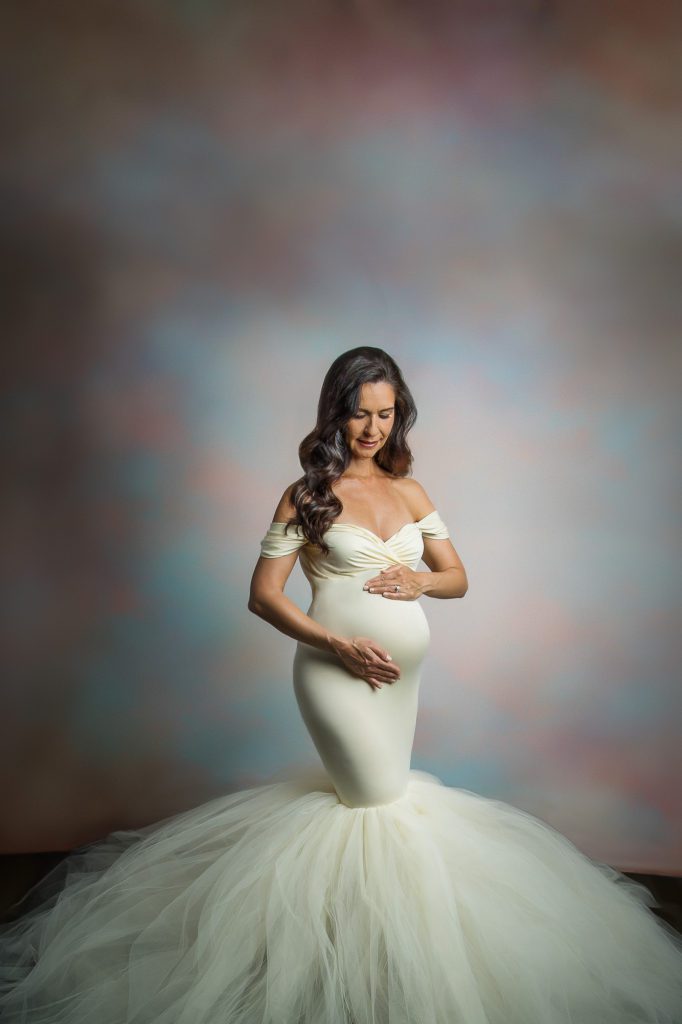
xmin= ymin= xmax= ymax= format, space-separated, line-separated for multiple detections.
xmin=247 ymin=597 xmax=261 ymax=616
xmin=248 ymin=586 xmax=280 ymax=616
xmin=248 ymin=588 xmax=265 ymax=616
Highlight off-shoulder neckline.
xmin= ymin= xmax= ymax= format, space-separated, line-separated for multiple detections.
xmin=271 ymin=510 xmax=440 ymax=547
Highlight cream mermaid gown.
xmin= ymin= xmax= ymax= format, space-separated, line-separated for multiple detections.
xmin=1 ymin=510 xmax=681 ymax=1023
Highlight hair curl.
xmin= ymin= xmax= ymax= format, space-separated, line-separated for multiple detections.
xmin=284 ymin=347 xmax=417 ymax=555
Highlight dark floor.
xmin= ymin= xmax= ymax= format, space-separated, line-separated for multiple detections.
xmin=1 ymin=852 xmax=682 ymax=936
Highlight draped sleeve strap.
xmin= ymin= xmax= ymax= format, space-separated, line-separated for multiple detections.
xmin=259 ymin=521 xmax=309 ymax=558
xmin=417 ymin=509 xmax=451 ymax=540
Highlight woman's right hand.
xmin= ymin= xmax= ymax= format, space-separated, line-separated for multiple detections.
xmin=329 ymin=636 xmax=401 ymax=691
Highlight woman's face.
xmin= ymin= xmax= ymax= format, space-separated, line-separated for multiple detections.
xmin=344 ymin=381 xmax=396 ymax=460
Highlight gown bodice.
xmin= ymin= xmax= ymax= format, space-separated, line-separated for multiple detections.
xmin=259 ymin=509 xmax=450 ymax=586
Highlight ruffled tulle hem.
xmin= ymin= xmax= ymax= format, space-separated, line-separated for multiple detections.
xmin=1 ymin=766 xmax=681 ymax=1023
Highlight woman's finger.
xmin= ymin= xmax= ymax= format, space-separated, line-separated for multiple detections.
xmin=369 ymin=652 xmax=400 ymax=675
xmin=362 ymin=656 xmax=396 ymax=678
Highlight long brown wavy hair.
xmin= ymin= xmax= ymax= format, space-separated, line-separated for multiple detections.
xmin=284 ymin=347 xmax=418 ymax=554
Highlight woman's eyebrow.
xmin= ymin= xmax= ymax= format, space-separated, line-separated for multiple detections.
xmin=356 ymin=406 xmax=395 ymax=412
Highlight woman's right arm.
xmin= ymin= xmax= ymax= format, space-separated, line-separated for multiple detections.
xmin=248 ymin=549 xmax=341 ymax=654
xmin=248 ymin=486 xmax=401 ymax=689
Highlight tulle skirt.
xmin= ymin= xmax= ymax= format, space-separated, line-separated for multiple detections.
xmin=1 ymin=766 xmax=681 ymax=1023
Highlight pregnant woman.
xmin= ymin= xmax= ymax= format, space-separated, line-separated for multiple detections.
xmin=1 ymin=347 xmax=681 ymax=1023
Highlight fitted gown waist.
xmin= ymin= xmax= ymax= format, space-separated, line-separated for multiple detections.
xmin=293 ymin=574 xmax=431 ymax=808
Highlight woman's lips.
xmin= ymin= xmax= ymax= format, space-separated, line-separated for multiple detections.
xmin=358 ymin=439 xmax=379 ymax=447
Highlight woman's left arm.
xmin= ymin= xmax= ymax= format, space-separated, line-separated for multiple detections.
xmin=363 ymin=542 xmax=467 ymax=600
xmin=364 ymin=480 xmax=468 ymax=601
xmin=408 ymin=480 xmax=468 ymax=598
xmin=363 ymin=535 xmax=468 ymax=600
xmin=417 ymin=536 xmax=468 ymax=599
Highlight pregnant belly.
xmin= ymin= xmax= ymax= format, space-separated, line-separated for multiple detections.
xmin=308 ymin=576 xmax=431 ymax=675
xmin=295 ymin=576 xmax=431 ymax=808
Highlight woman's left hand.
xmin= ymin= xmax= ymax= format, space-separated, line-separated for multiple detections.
xmin=362 ymin=566 xmax=425 ymax=601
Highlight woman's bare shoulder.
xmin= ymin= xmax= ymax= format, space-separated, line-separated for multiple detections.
xmin=272 ymin=480 xmax=302 ymax=523
xmin=393 ymin=477 xmax=437 ymax=519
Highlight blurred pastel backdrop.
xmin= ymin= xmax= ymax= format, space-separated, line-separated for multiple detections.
xmin=2 ymin=1 xmax=680 ymax=872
